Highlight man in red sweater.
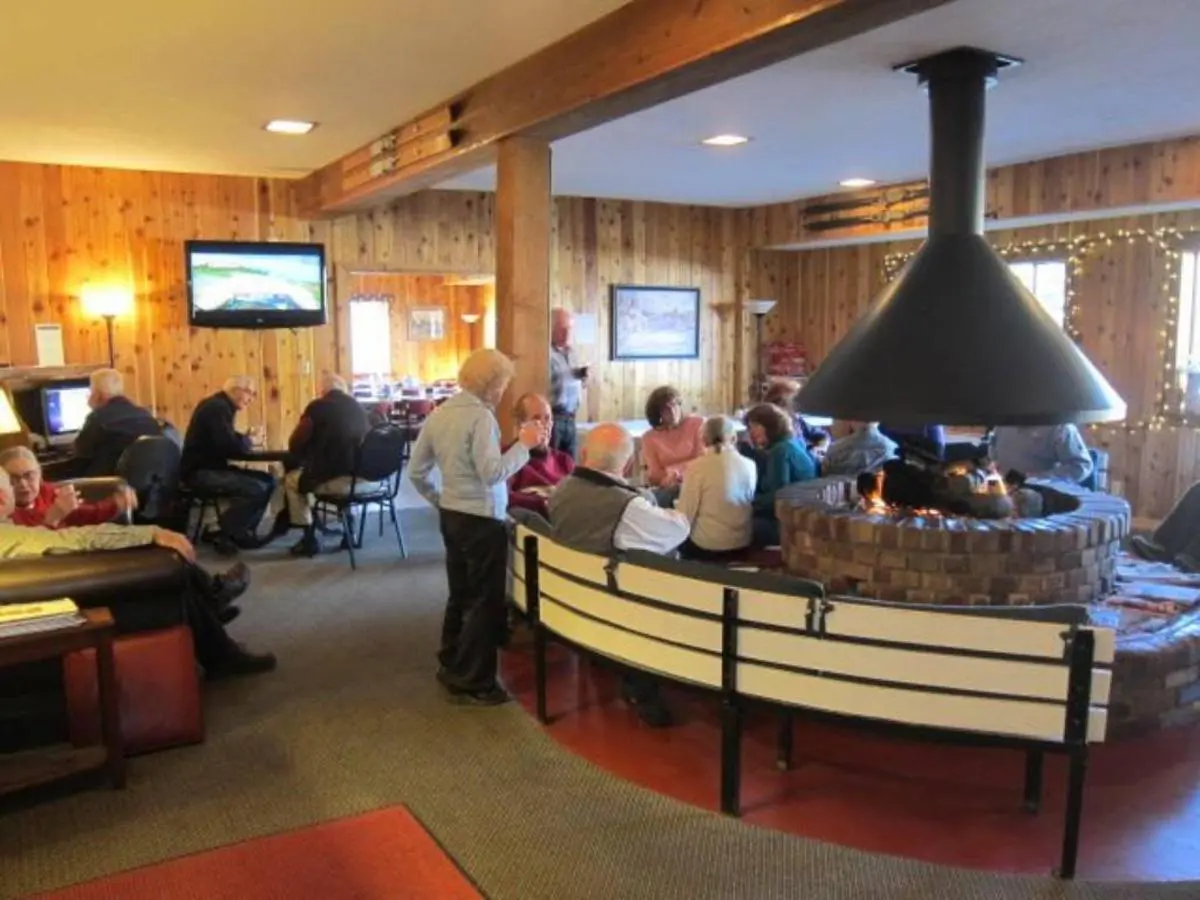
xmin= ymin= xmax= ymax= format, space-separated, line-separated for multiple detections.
xmin=0 ymin=446 xmax=134 ymax=528
xmin=506 ymin=394 xmax=575 ymax=518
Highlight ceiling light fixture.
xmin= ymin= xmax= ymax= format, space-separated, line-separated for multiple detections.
xmin=701 ymin=134 xmax=750 ymax=147
xmin=839 ymin=177 xmax=877 ymax=188
xmin=264 ymin=120 xmax=316 ymax=135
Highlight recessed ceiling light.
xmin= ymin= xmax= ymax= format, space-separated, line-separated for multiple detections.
xmin=839 ymin=177 xmax=877 ymax=188
xmin=264 ymin=120 xmax=317 ymax=135
xmin=701 ymin=134 xmax=750 ymax=147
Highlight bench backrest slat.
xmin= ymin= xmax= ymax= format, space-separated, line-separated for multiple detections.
xmin=737 ymin=662 xmax=1108 ymax=743
xmin=739 ymin=626 xmax=1112 ymax=704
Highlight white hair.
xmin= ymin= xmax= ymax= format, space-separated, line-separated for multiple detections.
xmin=0 ymin=446 xmax=37 ymax=469
xmin=702 ymin=415 xmax=736 ymax=451
xmin=582 ymin=423 xmax=635 ymax=474
xmin=223 ymin=375 xmax=256 ymax=394
xmin=457 ymin=349 xmax=514 ymax=399
xmin=89 ymin=368 xmax=125 ymax=399
xmin=320 ymin=371 xmax=349 ymax=394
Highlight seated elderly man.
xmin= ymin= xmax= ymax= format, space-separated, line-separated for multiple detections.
xmin=0 ymin=468 xmax=273 ymax=678
xmin=1 ymin=446 xmax=135 ymax=528
xmin=990 ymin=424 xmax=1093 ymax=484
xmin=73 ymin=368 xmax=163 ymax=476
xmin=284 ymin=372 xmax=370 ymax=558
xmin=182 ymin=375 xmax=279 ymax=555
xmin=549 ymin=422 xmax=690 ymax=727
xmin=1 ymin=444 xmax=251 ymax=610
xmin=822 ymin=422 xmax=898 ymax=476
xmin=506 ymin=393 xmax=574 ymax=518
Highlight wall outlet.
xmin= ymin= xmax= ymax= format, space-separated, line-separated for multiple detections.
xmin=302 ymin=360 xmax=312 ymax=375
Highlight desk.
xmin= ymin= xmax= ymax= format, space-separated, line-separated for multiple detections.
xmin=0 ymin=608 xmax=124 ymax=796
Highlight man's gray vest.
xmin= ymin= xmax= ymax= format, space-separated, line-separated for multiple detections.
xmin=548 ymin=468 xmax=655 ymax=555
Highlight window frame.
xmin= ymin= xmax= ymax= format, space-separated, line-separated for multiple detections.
xmin=348 ymin=295 xmax=393 ymax=378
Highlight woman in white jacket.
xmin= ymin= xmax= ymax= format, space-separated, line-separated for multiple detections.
xmin=675 ymin=416 xmax=757 ymax=562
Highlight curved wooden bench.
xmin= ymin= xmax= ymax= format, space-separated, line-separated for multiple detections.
xmin=507 ymin=517 xmax=1114 ymax=879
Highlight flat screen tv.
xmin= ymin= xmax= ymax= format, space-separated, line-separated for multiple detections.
xmin=185 ymin=240 xmax=327 ymax=329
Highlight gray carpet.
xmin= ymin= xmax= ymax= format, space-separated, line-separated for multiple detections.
xmin=1 ymin=507 xmax=1198 ymax=900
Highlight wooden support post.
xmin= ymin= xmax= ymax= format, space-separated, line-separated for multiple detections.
xmin=495 ymin=136 xmax=551 ymax=438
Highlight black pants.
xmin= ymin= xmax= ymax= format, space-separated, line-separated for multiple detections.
xmin=551 ymin=412 xmax=577 ymax=459
xmin=438 ymin=509 xmax=509 ymax=692
xmin=181 ymin=564 xmax=241 ymax=670
xmin=189 ymin=468 xmax=275 ymax=537
xmin=678 ymin=539 xmax=749 ymax=564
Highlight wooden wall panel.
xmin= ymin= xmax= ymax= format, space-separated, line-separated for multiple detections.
xmin=0 ymin=161 xmax=328 ymax=450
xmin=345 ymin=272 xmax=490 ymax=382
xmin=329 ymin=192 xmax=745 ymax=422
xmin=776 ymin=210 xmax=1200 ymax=519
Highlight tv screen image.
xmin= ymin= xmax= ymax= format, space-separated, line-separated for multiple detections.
xmin=185 ymin=241 xmax=327 ymax=329
xmin=44 ymin=385 xmax=92 ymax=437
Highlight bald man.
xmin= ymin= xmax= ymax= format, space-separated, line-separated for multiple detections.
xmin=548 ymin=422 xmax=690 ymax=727
xmin=549 ymin=308 xmax=589 ymax=458
xmin=284 ymin=371 xmax=371 ymax=557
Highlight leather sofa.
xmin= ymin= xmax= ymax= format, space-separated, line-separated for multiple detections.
xmin=0 ymin=546 xmax=191 ymax=752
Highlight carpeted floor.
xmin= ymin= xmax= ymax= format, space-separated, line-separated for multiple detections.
xmin=2 ymin=507 xmax=1199 ymax=900
xmin=33 ymin=805 xmax=480 ymax=899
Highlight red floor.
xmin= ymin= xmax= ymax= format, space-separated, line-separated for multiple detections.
xmin=501 ymin=643 xmax=1200 ymax=882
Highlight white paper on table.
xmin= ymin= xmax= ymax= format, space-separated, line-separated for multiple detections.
xmin=34 ymin=324 xmax=64 ymax=366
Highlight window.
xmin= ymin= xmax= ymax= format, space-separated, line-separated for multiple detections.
xmin=1174 ymin=249 xmax=1200 ymax=416
xmin=349 ymin=298 xmax=391 ymax=376
xmin=1009 ymin=259 xmax=1068 ymax=327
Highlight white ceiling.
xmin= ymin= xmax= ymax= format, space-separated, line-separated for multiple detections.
xmin=0 ymin=0 xmax=628 ymax=176
xmin=440 ymin=0 xmax=1200 ymax=206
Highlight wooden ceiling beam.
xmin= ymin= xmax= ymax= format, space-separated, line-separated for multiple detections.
xmin=299 ymin=0 xmax=954 ymax=215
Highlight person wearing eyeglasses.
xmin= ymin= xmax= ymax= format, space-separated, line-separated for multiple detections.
xmin=181 ymin=376 xmax=279 ymax=556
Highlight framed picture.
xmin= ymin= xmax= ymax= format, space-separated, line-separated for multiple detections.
xmin=408 ymin=307 xmax=446 ymax=341
xmin=610 ymin=285 xmax=700 ymax=361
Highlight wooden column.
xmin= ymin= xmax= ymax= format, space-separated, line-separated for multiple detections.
xmin=495 ymin=136 xmax=551 ymax=437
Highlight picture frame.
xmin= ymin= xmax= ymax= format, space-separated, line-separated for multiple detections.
xmin=609 ymin=285 xmax=700 ymax=361
xmin=408 ymin=306 xmax=446 ymax=341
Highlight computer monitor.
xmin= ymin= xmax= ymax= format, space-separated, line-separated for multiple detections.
xmin=42 ymin=384 xmax=92 ymax=444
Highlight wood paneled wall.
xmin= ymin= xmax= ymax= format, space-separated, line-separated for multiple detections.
xmin=345 ymin=272 xmax=492 ymax=382
xmin=774 ymin=210 xmax=1200 ymax=518
xmin=0 ymin=166 xmax=747 ymax=450
xmin=0 ymin=161 xmax=329 ymax=449
xmin=325 ymin=192 xmax=744 ymax=422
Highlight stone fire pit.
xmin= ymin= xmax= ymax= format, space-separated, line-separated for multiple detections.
xmin=779 ymin=477 xmax=1131 ymax=607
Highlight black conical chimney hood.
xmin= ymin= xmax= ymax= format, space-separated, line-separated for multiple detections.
xmin=796 ymin=47 xmax=1126 ymax=426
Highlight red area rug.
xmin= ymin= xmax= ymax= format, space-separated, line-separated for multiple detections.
xmin=36 ymin=805 xmax=481 ymax=900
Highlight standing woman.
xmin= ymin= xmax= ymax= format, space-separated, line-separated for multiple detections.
xmin=409 ymin=350 xmax=544 ymax=705
xmin=745 ymin=403 xmax=818 ymax=546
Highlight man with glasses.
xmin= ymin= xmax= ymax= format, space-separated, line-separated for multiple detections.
xmin=0 ymin=445 xmax=135 ymax=527
xmin=181 ymin=376 xmax=280 ymax=556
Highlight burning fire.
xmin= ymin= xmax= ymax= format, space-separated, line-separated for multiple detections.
xmin=859 ymin=463 xmax=1009 ymax=517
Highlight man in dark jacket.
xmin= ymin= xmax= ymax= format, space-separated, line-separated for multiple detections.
xmin=73 ymin=368 xmax=162 ymax=476
xmin=182 ymin=375 xmax=276 ymax=555
xmin=284 ymin=372 xmax=370 ymax=557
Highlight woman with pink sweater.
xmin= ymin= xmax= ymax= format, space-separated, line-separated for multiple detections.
xmin=641 ymin=385 xmax=705 ymax=491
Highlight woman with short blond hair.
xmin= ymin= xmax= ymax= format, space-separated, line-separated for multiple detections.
xmin=675 ymin=416 xmax=757 ymax=562
xmin=409 ymin=349 xmax=546 ymax=706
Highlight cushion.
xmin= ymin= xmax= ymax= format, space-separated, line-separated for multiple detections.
xmin=63 ymin=625 xmax=203 ymax=756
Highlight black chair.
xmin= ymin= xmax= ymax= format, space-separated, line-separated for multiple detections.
xmin=115 ymin=435 xmax=182 ymax=526
xmin=313 ymin=425 xmax=408 ymax=569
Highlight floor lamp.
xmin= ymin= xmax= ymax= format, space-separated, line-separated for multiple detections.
xmin=460 ymin=312 xmax=482 ymax=351
xmin=80 ymin=285 xmax=133 ymax=368
xmin=747 ymin=298 xmax=777 ymax=402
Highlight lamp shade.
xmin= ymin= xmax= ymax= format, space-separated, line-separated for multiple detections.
xmin=747 ymin=299 xmax=776 ymax=316
xmin=81 ymin=285 xmax=133 ymax=318
xmin=460 ymin=313 xmax=482 ymax=324
xmin=0 ymin=390 xmax=23 ymax=436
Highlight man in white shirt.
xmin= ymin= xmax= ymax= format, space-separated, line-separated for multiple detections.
xmin=549 ymin=423 xmax=690 ymax=726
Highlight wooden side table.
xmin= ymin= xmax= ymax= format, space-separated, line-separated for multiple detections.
xmin=0 ymin=608 xmax=125 ymax=795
